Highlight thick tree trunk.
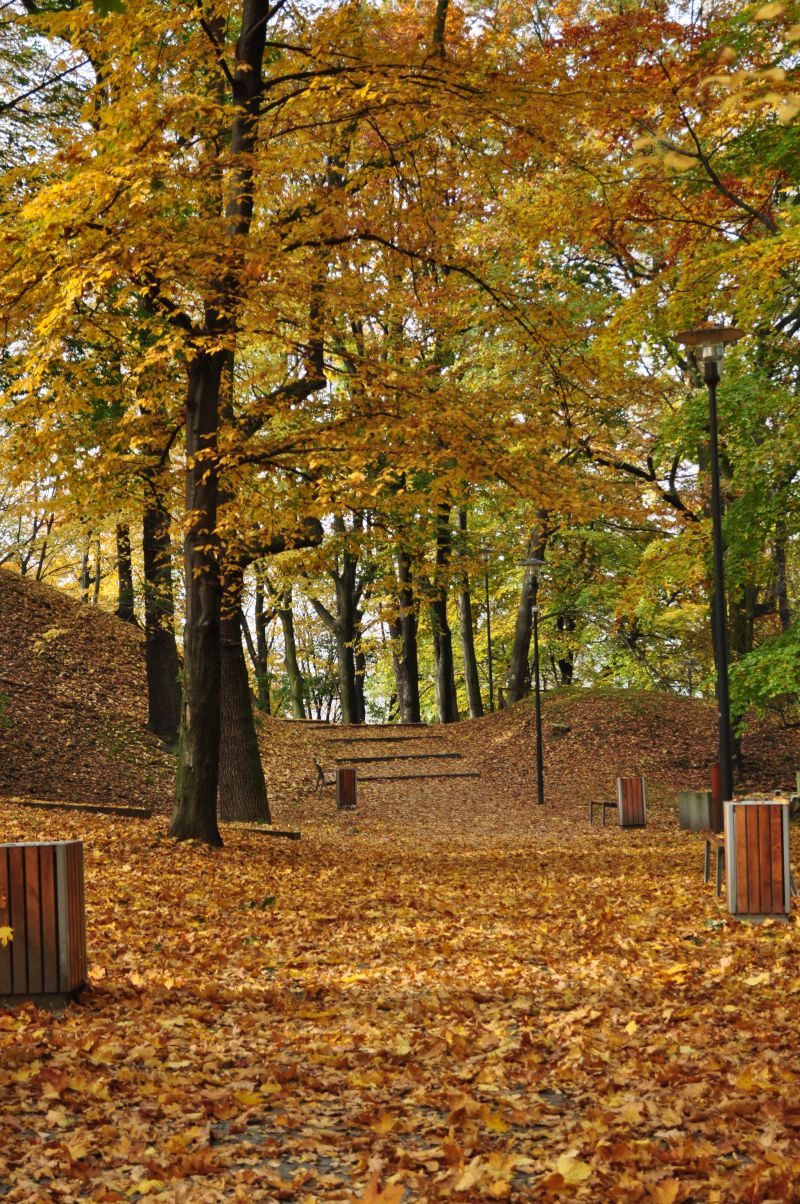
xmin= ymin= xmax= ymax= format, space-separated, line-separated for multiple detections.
xmin=218 ymin=566 xmax=270 ymax=823
xmin=354 ymin=642 xmax=367 ymax=723
xmin=396 ymin=548 xmax=421 ymax=723
xmin=457 ymin=509 xmax=483 ymax=719
xmin=278 ymin=591 xmax=306 ymax=719
xmin=171 ymin=351 xmax=225 ymax=846
xmin=142 ymin=501 xmax=181 ymax=744
xmin=115 ymin=523 xmax=136 ymax=624
xmin=430 ymin=506 xmax=458 ymax=724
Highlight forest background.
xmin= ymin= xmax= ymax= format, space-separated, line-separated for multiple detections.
xmin=1 ymin=0 xmax=799 ymax=841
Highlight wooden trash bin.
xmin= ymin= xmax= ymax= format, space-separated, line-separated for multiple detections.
xmin=724 ymin=801 xmax=792 ymax=921
xmin=336 ymin=767 xmax=357 ymax=811
xmin=0 ymin=840 xmax=87 ymax=1007
xmin=678 ymin=789 xmax=712 ymax=832
xmin=617 ymin=776 xmax=647 ymax=828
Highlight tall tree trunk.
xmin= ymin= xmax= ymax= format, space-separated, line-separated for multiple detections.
xmin=354 ymin=642 xmax=367 ymax=723
xmin=115 ymin=523 xmax=136 ymax=624
xmin=278 ymin=591 xmax=306 ymax=719
xmin=218 ymin=565 xmax=270 ymax=823
xmin=80 ymin=531 xmax=91 ymax=604
xmin=254 ymin=572 xmax=271 ymax=711
xmin=430 ymin=506 xmax=458 ymax=724
xmin=396 ymin=548 xmax=421 ymax=723
xmin=506 ymin=519 xmax=548 ymax=705
xmin=171 ymin=350 xmax=225 ymax=846
xmin=457 ymin=509 xmax=483 ymax=719
xmin=142 ymin=500 xmax=181 ymax=744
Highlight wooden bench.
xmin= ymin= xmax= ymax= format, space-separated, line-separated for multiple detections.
xmin=703 ymin=832 xmax=725 ymax=896
xmin=0 ymin=840 xmax=86 ymax=1008
xmin=314 ymin=757 xmax=336 ymax=797
xmin=589 ymin=777 xmax=647 ymax=828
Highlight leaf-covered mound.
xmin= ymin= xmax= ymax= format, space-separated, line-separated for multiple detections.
xmin=0 ymin=569 xmax=173 ymax=810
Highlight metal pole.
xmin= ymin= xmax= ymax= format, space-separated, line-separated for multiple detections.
xmin=484 ymin=566 xmax=494 ymax=712
xmin=705 ymin=360 xmax=734 ymax=818
xmin=532 ymin=574 xmax=545 ymax=806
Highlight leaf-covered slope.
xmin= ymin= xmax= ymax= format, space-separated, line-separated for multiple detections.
xmin=0 ymin=568 xmax=173 ymax=809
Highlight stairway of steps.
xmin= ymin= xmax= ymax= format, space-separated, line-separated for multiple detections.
xmin=320 ymin=726 xmax=480 ymax=784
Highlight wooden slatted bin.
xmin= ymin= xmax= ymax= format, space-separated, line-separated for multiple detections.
xmin=724 ymin=801 xmax=791 ymax=921
xmin=617 ymin=777 xmax=647 ymax=828
xmin=336 ymin=767 xmax=357 ymax=811
xmin=678 ymin=790 xmax=712 ymax=832
xmin=0 ymin=840 xmax=87 ymax=1007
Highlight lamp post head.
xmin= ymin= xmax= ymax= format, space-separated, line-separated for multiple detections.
xmin=676 ymin=325 xmax=744 ymax=382
xmin=521 ymin=556 xmax=545 ymax=580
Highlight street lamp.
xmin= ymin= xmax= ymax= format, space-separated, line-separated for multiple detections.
xmin=522 ymin=555 xmax=546 ymax=806
xmin=481 ymin=545 xmax=495 ymax=713
xmin=675 ymin=324 xmax=744 ymax=824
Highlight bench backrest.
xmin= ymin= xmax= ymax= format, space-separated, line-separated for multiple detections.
xmin=617 ymin=776 xmax=646 ymax=828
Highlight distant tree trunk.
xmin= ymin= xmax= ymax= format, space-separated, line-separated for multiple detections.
xmin=115 ymin=523 xmax=136 ymax=624
xmin=429 ymin=506 xmax=458 ymax=723
xmin=309 ymin=516 xmax=364 ymax=724
xmin=278 ymin=590 xmax=306 ymax=719
xmin=218 ymin=565 xmax=270 ymax=823
xmin=92 ymin=538 xmax=101 ymax=605
xmin=80 ymin=531 xmax=91 ymax=604
xmin=506 ymin=518 xmax=548 ymax=705
xmin=396 ymin=548 xmax=421 ymax=723
xmin=354 ymin=642 xmax=367 ymax=723
xmin=555 ymin=612 xmax=575 ymax=685
xmin=142 ymin=501 xmax=181 ymax=745
xmin=254 ymin=573 xmax=272 ymax=711
xmin=34 ymin=513 xmax=54 ymax=581
xmin=457 ymin=509 xmax=483 ymax=719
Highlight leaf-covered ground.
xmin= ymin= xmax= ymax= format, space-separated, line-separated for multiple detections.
xmin=2 ymin=779 xmax=800 ymax=1202
xmin=3 ymin=570 xmax=800 ymax=1199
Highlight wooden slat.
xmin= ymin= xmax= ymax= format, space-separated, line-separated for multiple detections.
xmin=735 ymin=806 xmax=749 ymax=915
xmin=8 ymin=847 xmax=27 ymax=993
xmin=745 ymin=808 xmax=759 ymax=915
xmin=770 ymin=807 xmax=785 ymax=914
xmin=0 ymin=848 xmax=11 ymax=994
xmin=710 ymin=762 xmax=723 ymax=833
xmin=56 ymin=843 xmax=70 ymax=992
xmin=76 ymin=843 xmax=86 ymax=983
xmin=68 ymin=844 xmax=80 ymax=991
xmin=758 ymin=807 xmax=773 ymax=915
xmin=39 ymin=846 xmax=59 ymax=994
xmin=24 ymin=846 xmax=43 ymax=993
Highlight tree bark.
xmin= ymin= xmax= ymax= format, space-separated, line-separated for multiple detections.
xmin=142 ymin=500 xmax=181 ymax=744
xmin=506 ymin=518 xmax=548 ymax=704
xmin=278 ymin=590 xmax=306 ymax=719
xmin=457 ymin=509 xmax=483 ymax=718
xmin=429 ymin=506 xmax=458 ymax=723
xmin=115 ymin=522 xmax=136 ymax=624
xmin=253 ymin=572 xmax=272 ymax=711
xmin=396 ymin=548 xmax=421 ymax=723
xmin=218 ymin=565 xmax=270 ymax=823
xmin=171 ymin=351 xmax=225 ymax=846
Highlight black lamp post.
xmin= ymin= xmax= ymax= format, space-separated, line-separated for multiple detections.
xmin=481 ymin=546 xmax=495 ymax=713
xmin=522 ymin=556 xmax=546 ymax=806
xmin=676 ymin=324 xmax=744 ymax=820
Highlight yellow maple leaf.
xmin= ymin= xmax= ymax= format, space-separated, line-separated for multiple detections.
xmin=650 ymin=1179 xmax=680 ymax=1204
xmin=0 ymin=927 xmax=12 ymax=947
xmin=355 ymin=1174 xmax=405 ymax=1203
xmin=555 ymin=1154 xmax=592 ymax=1185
